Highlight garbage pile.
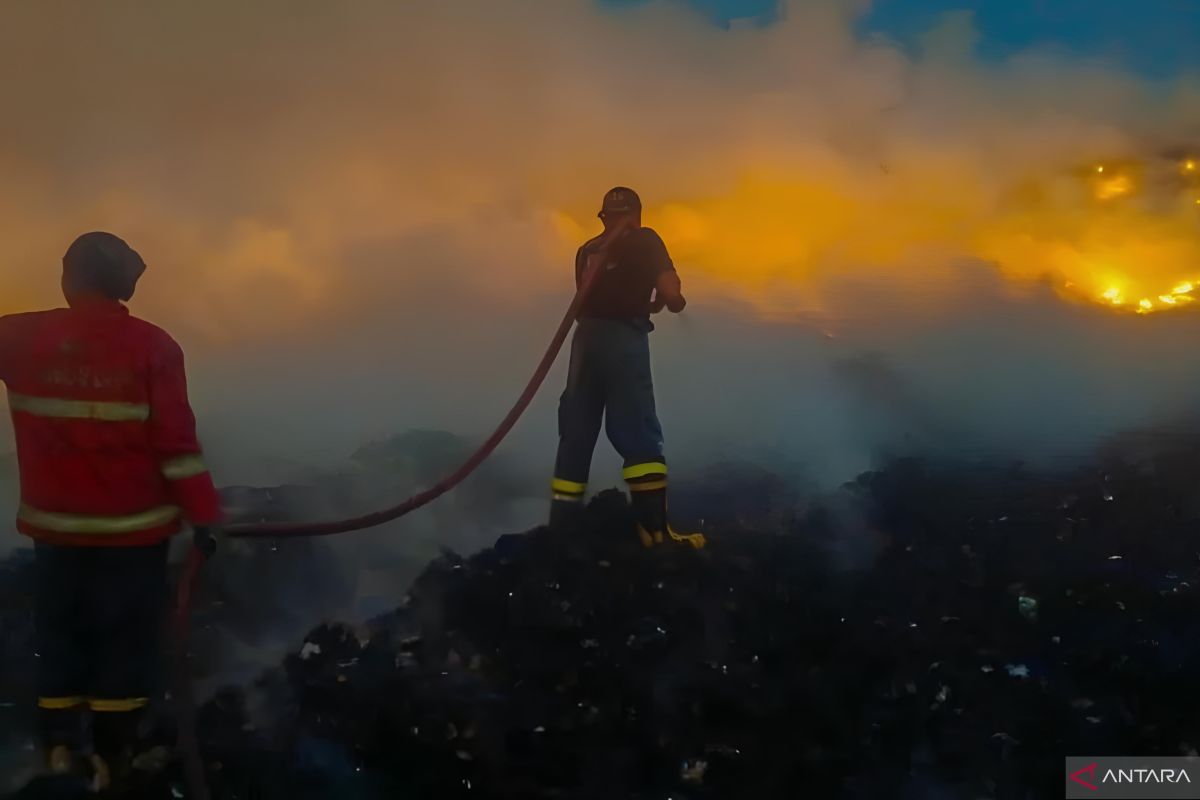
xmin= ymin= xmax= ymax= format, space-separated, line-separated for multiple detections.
xmin=183 ymin=449 xmax=1200 ymax=799
xmin=5 ymin=443 xmax=1200 ymax=799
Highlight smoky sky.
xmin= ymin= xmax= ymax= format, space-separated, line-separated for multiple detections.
xmin=2 ymin=0 xmax=1200 ymax=552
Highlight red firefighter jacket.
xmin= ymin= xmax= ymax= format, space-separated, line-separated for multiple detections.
xmin=0 ymin=298 xmax=221 ymax=546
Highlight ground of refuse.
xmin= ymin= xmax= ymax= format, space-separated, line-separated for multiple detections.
xmin=5 ymin=443 xmax=1200 ymax=799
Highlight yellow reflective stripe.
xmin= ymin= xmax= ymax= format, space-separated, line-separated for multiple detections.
xmin=551 ymin=478 xmax=586 ymax=495
xmin=8 ymin=392 xmax=149 ymax=422
xmin=19 ymin=504 xmax=179 ymax=535
xmin=628 ymin=479 xmax=668 ymax=493
xmin=622 ymin=462 xmax=668 ymax=481
xmin=161 ymin=454 xmax=208 ymax=481
xmin=89 ymin=698 xmax=149 ymax=713
xmin=38 ymin=696 xmax=85 ymax=710
xmin=552 ymin=492 xmax=584 ymax=503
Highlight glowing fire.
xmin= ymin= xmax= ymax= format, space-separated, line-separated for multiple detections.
xmin=653 ymin=154 xmax=1200 ymax=317
xmin=1099 ymin=281 xmax=1196 ymax=314
xmin=1094 ymin=174 xmax=1132 ymax=200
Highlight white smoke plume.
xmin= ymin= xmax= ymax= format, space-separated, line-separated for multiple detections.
xmin=0 ymin=0 xmax=1198 ymax=561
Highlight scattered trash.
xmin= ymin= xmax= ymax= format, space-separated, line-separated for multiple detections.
xmin=680 ymin=759 xmax=709 ymax=785
xmin=1018 ymin=595 xmax=1039 ymax=621
xmin=2 ymin=452 xmax=1198 ymax=798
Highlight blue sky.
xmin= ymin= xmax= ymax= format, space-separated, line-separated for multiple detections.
xmin=603 ymin=0 xmax=1200 ymax=79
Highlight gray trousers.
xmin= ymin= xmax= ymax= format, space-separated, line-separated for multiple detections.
xmin=553 ymin=317 xmax=666 ymax=496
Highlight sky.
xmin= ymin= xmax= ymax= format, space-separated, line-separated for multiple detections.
xmin=607 ymin=0 xmax=1200 ymax=78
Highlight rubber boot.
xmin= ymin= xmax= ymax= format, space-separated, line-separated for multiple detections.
xmin=629 ymin=484 xmax=706 ymax=549
xmin=35 ymin=704 xmax=111 ymax=794
xmin=88 ymin=754 xmax=112 ymax=795
xmin=92 ymin=710 xmax=143 ymax=795
xmin=549 ymin=498 xmax=584 ymax=532
xmin=39 ymin=704 xmax=86 ymax=775
xmin=47 ymin=745 xmax=73 ymax=775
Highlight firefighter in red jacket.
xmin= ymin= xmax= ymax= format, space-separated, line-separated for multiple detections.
xmin=0 ymin=232 xmax=221 ymax=790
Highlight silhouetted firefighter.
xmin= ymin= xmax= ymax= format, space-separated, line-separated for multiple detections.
xmin=550 ymin=188 xmax=705 ymax=549
xmin=0 ymin=233 xmax=220 ymax=792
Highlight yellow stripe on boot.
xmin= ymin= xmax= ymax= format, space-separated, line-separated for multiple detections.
xmin=622 ymin=462 xmax=667 ymax=481
xmin=88 ymin=697 xmax=149 ymax=712
xmin=551 ymin=478 xmax=586 ymax=496
xmin=38 ymin=696 xmax=85 ymax=710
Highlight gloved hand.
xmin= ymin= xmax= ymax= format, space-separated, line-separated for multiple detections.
xmin=192 ymin=526 xmax=221 ymax=559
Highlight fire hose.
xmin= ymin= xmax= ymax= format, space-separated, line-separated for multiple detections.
xmin=169 ymin=224 xmax=630 ymax=799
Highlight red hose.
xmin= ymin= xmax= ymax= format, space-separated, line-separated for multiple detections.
xmin=171 ymin=545 xmax=212 ymax=800
xmin=171 ymin=221 xmax=630 ymax=797
xmin=224 ymin=255 xmax=604 ymax=539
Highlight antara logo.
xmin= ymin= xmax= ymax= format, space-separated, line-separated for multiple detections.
xmin=1070 ymin=761 xmax=1193 ymax=790
xmin=1069 ymin=763 xmax=1098 ymax=791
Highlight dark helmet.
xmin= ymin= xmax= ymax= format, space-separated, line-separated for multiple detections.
xmin=598 ymin=186 xmax=642 ymax=220
xmin=62 ymin=232 xmax=146 ymax=301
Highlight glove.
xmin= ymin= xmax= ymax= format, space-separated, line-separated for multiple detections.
xmin=192 ymin=526 xmax=221 ymax=559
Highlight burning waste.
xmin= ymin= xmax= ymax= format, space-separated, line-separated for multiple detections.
xmin=5 ymin=436 xmax=1200 ymax=798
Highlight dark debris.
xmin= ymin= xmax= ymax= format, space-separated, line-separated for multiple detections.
xmin=7 ymin=445 xmax=1200 ymax=798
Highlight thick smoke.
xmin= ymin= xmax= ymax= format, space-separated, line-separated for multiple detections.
xmin=1 ymin=0 xmax=1199 ymax=562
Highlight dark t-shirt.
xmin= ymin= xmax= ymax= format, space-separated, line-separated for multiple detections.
xmin=575 ymin=226 xmax=675 ymax=323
